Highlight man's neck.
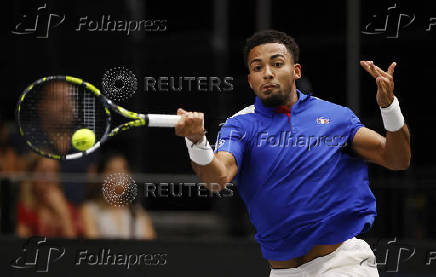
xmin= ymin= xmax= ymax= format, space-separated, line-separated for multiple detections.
xmin=282 ymin=88 xmax=298 ymax=110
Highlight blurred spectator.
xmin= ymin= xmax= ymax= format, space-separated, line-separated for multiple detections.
xmin=16 ymin=154 xmax=82 ymax=238
xmin=36 ymin=80 xmax=75 ymax=155
xmin=60 ymin=154 xmax=98 ymax=206
xmin=0 ymin=120 xmax=22 ymax=174
xmin=81 ymin=153 xmax=156 ymax=239
xmin=38 ymin=80 xmax=97 ymax=205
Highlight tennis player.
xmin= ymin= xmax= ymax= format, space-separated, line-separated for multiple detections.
xmin=175 ymin=30 xmax=410 ymax=276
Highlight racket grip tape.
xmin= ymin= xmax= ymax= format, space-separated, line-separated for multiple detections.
xmin=147 ymin=114 xmax=181 ymax=127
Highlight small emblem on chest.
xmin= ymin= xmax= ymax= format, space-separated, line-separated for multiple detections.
xmin=316 ymin=117 xmax=330 ymax=124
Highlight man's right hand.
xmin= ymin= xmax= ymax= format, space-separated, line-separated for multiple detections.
xmin=176 ymin=108 xmax=238 ymax=191
xmin=175 ymin=108 xmax=206 ymax=144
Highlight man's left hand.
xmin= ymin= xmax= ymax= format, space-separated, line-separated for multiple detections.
xmin=360 ymin=60 xmax=397 ymax=108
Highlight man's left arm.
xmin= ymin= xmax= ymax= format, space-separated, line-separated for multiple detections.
xmin=352 ymin=61 xmax=411 ymax=170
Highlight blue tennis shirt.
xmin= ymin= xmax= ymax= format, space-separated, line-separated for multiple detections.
xmin=214 ymin=89 xmax=376 ymax=261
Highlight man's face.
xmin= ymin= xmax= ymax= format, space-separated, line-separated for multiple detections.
xmin=247 ymin=43 xmax=301 ymax=107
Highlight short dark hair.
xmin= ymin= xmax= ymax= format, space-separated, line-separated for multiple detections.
xmin=243 ymin=30 xmax=300 ymax=68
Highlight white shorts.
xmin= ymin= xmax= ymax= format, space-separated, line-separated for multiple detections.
xmin=269 ymin=237 xmax=379 ymax=277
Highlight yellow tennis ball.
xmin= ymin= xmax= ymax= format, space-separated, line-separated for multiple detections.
xmin=72 ymin=129 xmax=95 ymax=151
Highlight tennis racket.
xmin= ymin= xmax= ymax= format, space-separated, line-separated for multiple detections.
xmin=16 ymin=76 xmax=181 ymax=160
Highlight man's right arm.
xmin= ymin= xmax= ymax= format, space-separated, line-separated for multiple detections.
xmin=191 ymin=151 xmax=238 ymax=192
xmin=175 ymin=108 xmax=238 ymax=192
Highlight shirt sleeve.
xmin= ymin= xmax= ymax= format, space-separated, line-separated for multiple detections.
xmin=214 ymin=117 xmax=246 ymax=172
xmin=345 ymin=107 xmax=365 ymax=145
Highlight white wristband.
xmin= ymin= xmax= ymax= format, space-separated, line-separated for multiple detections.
xmin=380 ymin=96 xmax=404 ymax=132
xmin=185 ymin=136 xmax=214 ymax=165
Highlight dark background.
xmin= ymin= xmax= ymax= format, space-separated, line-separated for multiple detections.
xmin=1 ymin=0 xmax=436 ymax=275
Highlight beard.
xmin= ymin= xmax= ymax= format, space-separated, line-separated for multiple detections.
xmin=259 ymin=91 xmax=289 ymax=107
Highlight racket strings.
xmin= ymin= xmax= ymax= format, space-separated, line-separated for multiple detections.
xmin=83 ymin=89 xmax=96 ymax=133
xmin=18 ymin=79 xmax=107 ymax=156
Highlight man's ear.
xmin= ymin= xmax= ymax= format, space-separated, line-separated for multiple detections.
xmin=248 ymin=74 xmax=253 ymax=89
xmin=293 ymin=63 xmax=302 ymax=79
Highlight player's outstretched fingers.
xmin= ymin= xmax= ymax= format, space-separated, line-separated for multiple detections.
xmin=372 ymin=64 xmax=392 ymax=81
xmin=387 ymin=62 xmax=397 ymax=76
xmin=360 ymin=61 xmax=379 ymax=78
xmin=368 ymin=61 xmax=382 ymax=78
xmin=177 ymin=108 xmax=188 ymax=116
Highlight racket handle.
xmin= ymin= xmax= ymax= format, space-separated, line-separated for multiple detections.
xmin=147 ymin=114 xmax=181 ymax=127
